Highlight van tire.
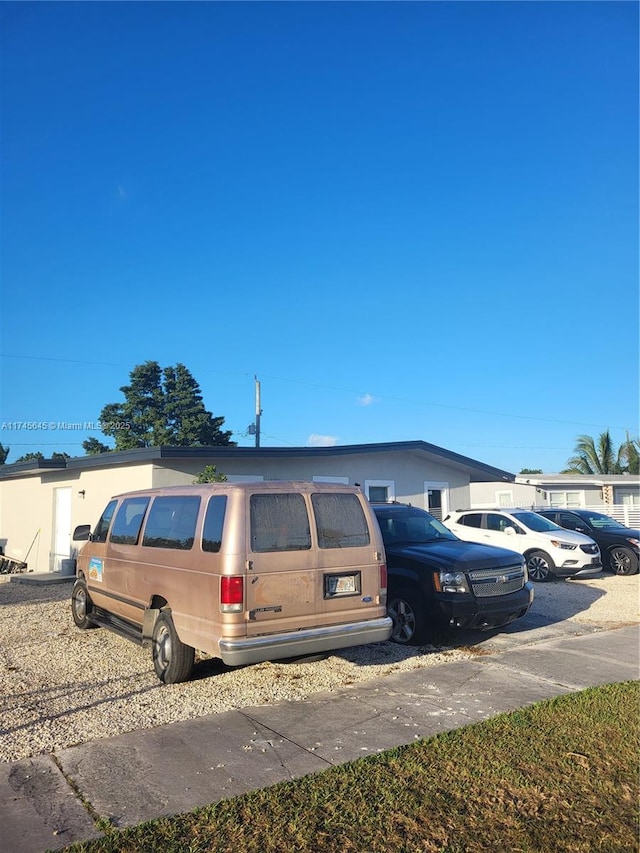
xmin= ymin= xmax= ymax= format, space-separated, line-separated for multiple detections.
xmin=152 ymin=611 xmax=195 ymax=684
xmin=71 ymin=578 xmax=97 ymax=629
xmin=387 ymin=588 xmax=428 ymax=645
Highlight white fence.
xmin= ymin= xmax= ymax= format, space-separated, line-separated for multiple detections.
xmin=569 ymin=504 xmax=639 ymax=529
xmin=470 ymin=502 xmax=640 ymax=529
xmin=531 ymin=504 xmax=640 ymax=528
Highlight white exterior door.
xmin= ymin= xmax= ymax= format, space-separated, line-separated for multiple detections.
xmin=425 ymin=482 xmax=448 ymax=520
xmin=52 ymin=487 xmax=72 ymax=572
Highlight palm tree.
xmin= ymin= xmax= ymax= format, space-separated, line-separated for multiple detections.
xmin=620 ymin=436 xmax=640 ymax=475
xmin=563 ymin=430 xmax=624 ymax=474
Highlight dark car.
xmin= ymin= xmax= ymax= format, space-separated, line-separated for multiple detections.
xmin=536 ymin=509 xmax=639 ymax=576
xmin=372 ymin=503 xmax=534 ymax=645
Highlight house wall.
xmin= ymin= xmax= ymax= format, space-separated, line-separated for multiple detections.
xmin=470 ymin=481 xmax=633 ymax=509
xmin=0 ymin=450 xmax=475 ymax=573
xmin=0 ymin=463 xmax=153 ymax=573
xmin=151 ymin=452 xmax=471 ymax=512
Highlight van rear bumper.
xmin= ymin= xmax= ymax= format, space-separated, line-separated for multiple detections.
xmin=219 ymin=616 xmax=393 ymax=666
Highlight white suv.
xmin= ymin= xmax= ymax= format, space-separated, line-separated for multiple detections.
xmin=443 ymin=509 xmax=602 ymax=582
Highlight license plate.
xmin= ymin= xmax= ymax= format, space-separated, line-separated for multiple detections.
xmin=324 ymin=573 xmax=359 ymax=597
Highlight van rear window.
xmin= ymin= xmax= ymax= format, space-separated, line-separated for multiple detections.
xmin=141 ymin=496 xmax=201 ymax=550
xmin=312 ymin=493 xmax=370 ymax=548
xmin=110 ymin=497 xmax=150 ymax=546
xmin=202 ymin=495 xmax=227 ymax=553
xmin=250 ymin=493 xmax=311 ymax=552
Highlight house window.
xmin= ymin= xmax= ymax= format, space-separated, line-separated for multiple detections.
xmin=496 ymin=490 xmax=513 ymax=507
xmin=549 ymin=491 xmax=583 ymax=508
xmin=618 ymin=489 xmax=640 ymax=506
xmin=365 ymin=480 xmax=395 ymax=503
xmin=226 ymin=475 xmax=264 ymax=482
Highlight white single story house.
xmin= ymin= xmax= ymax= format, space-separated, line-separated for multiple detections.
xmin=0 ymin=440 xmax=514 ymax=574
xmin=470 ymin=473 xmax=640 ymax=527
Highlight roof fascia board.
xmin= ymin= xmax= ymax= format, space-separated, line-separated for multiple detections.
xmin=1 ymin=441 xmax=515 ymax=483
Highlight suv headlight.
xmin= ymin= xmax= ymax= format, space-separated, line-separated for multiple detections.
xmin=550 ymin=540 xmax=576 ymax=550
xmin=433 ymin=570 xmax=470 ymax=594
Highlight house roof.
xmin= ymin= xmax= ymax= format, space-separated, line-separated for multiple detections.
xmin=0 ymin=440 xmax=514 ymax=483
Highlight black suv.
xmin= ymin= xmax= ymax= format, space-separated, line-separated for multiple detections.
xmin=536 ymin=509 xmax=639 ymax=576
xmin=372 ymin=503 xmax=534 ymax=645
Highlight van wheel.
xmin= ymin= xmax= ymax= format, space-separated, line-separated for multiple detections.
xmin=71 ymin=578 xmax=97 ymax=629
xmin=152 ymin=611 xmax=195 ymax=684
xmin=609 ymin=546 xmax=639 ymax=575
xmin=387 ymin=589 xmax=427 ymax=645
xmin=526 ymin=551 xmax=555 ymax=582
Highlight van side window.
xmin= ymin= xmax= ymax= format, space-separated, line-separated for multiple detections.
xmin=312 ymin=493 xmax=370 ymax=548
xmin=250 ymin=494 xmax=311 ymax=552
xmin=142 ymin=496 xmax=200 ymax=550
xmin=202 ymin=495 xmax=227 ymax=553
xmin=110 ymin=497 xmax=150 ymax=546
xmin=93 ymin=499 xmax=117 ymax=543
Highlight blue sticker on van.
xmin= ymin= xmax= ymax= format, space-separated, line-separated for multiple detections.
xmin=88 ymin=557 xmax=103 ymax=583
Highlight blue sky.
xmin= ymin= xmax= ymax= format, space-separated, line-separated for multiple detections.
xmin=1 ymin=1 xmax=638 ymax=473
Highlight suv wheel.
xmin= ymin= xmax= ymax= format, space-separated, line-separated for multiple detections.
xmin=609 ymin=546 xmax=639 ymax=576
xmin=526 ymin=550 xmax=555 ymax=582
xmin=387 ymin=589 xmax=427 ymax=645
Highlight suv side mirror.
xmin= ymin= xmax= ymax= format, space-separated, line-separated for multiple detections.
xmin=504 ymin=526 xmax=516 ymax=535
xmin=73 ymin=524 xmax=92 ymax=541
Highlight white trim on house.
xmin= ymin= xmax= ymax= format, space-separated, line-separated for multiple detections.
xmin=548 ymin=490 xmax=586 ymax=508
xmin=495 ymin=489 xmax=514 ymax=507
xmin=424 ymin=481 xmax=449 ymax=519
xmin=364 ymin=479 xmax=395 ymax=502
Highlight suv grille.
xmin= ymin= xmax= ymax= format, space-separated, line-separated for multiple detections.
xmin=580 ymin=543 xmax=599 ymax=555
xmin=468 ymin=565 xmax=526 ymax=598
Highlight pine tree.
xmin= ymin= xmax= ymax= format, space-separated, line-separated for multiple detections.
xmin=98 ymin=361 xmax=235 ymax=450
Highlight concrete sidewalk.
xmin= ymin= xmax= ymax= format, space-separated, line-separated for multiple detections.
xmin=2 ymin=620 xmax=638 ymax=853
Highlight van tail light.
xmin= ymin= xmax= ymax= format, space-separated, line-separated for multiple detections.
xmin=379 ymin=563 xmax=387 ymax=594
xmin=220 ymin=576 xmax=244 ymax=613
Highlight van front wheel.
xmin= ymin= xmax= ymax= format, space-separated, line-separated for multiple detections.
xmin=152 ymin=611 xmax=195 ymax=684
xmin=71 ymin=578 xmax=97 ymax=630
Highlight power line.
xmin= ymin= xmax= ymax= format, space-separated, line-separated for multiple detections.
xmin=1 ymin=352 xmax=636 ymax=433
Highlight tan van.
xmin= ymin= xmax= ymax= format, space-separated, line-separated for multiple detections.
xmin=72 ymin=481 xmax=391 ymax=683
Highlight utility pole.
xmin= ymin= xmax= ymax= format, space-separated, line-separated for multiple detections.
xmin=254 ymin=375 xmax=262 ymax=448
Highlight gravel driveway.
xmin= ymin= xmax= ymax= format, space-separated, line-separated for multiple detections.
xmin=1 ymin=573 xmax=637 ymax=763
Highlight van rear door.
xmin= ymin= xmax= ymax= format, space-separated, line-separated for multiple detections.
xmin=311 ymin=491 xmax=386 ymax=627
xmin=244 ymin=491 xmax=318 ymax=636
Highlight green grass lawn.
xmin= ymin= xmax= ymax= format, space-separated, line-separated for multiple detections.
xmin=63 ymin=681 xmax=639 ymax=853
